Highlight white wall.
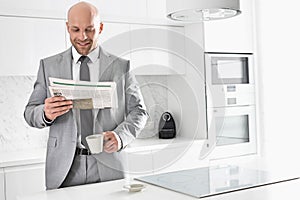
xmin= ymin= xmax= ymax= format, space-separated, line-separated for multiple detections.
xmin=255 ymin=0 xmax=300 ymax=170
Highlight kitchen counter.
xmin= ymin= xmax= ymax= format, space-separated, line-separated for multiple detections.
xmin=127 ymin=136 xmax=204 ymax=152
xmin=17 ymin=176 xmax=300 ymax=200
xmin=0 ymin=136 xmax=202 ymax=167
xmin=0 ymin=148 xmax=46 ymax=168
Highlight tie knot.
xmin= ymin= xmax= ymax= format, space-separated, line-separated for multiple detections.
xmin=79 ymin=56 xmax=90 ymax=64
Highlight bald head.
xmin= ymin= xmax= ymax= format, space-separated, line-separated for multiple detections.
xmin=67 ymin=2 xmax=100 ymax=24
xmin=66 ymin=1 xmax=103 ymax=55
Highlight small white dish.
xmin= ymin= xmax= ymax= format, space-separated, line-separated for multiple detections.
xmin=123 ymin=183 xmax=146 ymax=192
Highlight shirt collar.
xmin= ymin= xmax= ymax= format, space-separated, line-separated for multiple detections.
xmin=71 ymin=46 xmax=100 ymax=63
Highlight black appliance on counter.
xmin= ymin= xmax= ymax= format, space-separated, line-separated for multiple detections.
xmin=158 ymin=112 xmax=176 ymax=139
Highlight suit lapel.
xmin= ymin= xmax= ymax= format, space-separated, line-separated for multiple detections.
xmin=59 ymin=47 xmax=73 ymax=80
xmin=95 ymin=47 xmax=115 ymax=121
xmin=98 ymin=47 xmax=116 ymax=81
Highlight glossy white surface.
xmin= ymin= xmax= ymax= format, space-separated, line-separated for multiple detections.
xmin=17 ymin=176 xmax=300 ymax=200
xmin=0 ymin=16 xmax=66 ymax=76
xmin=0 ymin=148 xmax=46 ymax=168
xmin=5 ymin=164 xmax=45 ymax=200
xmin=0 ymin=169 xmax=4 ymax=200
xmin=203 ymin=0 xmax=254 ymax=53
xmin=0 ymin=0 xmax=77 ymax=19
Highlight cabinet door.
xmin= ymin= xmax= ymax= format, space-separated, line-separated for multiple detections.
xmin=98 ymin=22 xmax=131 ymax=60
xmin=87 ymin=0 xmax=147 ymax=22
xmin=130 ymin=24 xmax=186 ymax=75
xmin=203 ymin=0 xmax=255 ymax=53
xmin=0 ymin=0 xmax=77 ymax=19
xmin=0 ymin=16 xmax=66 ymax=76
xmin=5 ymin=163 xmax=45 ymax=200
xmin=0 ymin=168 xmax=5 ymax=200
xmin=124 ymin=150 xmax=153 ymax=178
xmin=152 ymin=141 xmax=209 ymax=174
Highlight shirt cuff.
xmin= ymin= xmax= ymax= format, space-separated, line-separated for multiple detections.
xmin=42 ymin=112 xmax=54 ymax=126
xmin=112 ymin=131 xmax=123 ymax=151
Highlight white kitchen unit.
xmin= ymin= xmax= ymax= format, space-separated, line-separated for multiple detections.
xmin=0 ymin=16 xmax=66 ymax=76
xmin=0 ymin=0 xmax=77 ymax=19
xmin=183 ymin=0 xmax=257 ymax=160
xmin=83 ymin=0 xmax=182 ymax=25
xmin=152 ymin=140 xmax=209 ymax=174
xmin=86 ymin=0 xmax=147 ymax=23
xmin=124 ymin=150 xmax=154 ymax=177
xmin=0 ymin=168 xmax=5 ymax=200
xmin=98 ymin=22 xmax=131 ymax=60
xmin=0 ymin=149 xmax=46 ymax=200
xmin=129 ymin=24 xmax=186 ymax=75
xmin=204 ymin=52 xmax=257 ymax=159
xmin=97 ymin=22 xmax=187 ymax=75
xmin=203 ymin=0 xmax=255 ymax=53
xmin=5 ymin=164 xmax=45 ymax=200
xmin=125 ymin=137 xmax=210 ymax=177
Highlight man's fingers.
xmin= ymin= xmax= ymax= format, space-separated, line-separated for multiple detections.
xmin=104 ymin=143 xmax=117 ymax=153
xmin=44 ymin=96 xmax=73 ymax=120
xmin=103 ymin=132 xmax=118 ymax=153
xmin=48 ymin=105 xmax=72 ymax=115
xmin=45 ymin=96 xmax=66 ymax=103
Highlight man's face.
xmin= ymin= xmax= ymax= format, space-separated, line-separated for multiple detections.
xmin=66 ymin=13 xmax=102 ymax=56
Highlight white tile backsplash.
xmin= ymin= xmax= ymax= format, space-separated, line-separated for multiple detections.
xmin=0 ymin=76 xmax=48 ymax=153
xmin=136 ymin=75 xmax=168 ymax=139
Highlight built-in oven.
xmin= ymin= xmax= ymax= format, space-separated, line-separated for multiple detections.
xmin=207 ymin=105 xmax=257 ymax=158
xmin=203 ymin=52 xmax=257 ymax=159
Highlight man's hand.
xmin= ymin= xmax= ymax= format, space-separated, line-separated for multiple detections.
xmin=103 ymin=131 xmax=119 ymax=153
xmin=44 ymin=96 xmax=73 ymax=121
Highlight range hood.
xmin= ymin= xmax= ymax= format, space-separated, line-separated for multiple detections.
xmin=166 ymin=0 xmax=241 ymax=21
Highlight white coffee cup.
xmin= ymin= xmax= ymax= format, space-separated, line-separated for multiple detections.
xmin=86 ymin=133 xmax=104 ymax=154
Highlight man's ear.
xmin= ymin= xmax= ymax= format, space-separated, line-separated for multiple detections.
xmin=66 ymin=22 xmax=70 ymax=33
xmin=99 ymin=23 xmax=103 ymax=34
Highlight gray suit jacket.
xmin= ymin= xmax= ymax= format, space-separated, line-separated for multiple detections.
xmin=24 ymin=47 xmax=148 ymax=190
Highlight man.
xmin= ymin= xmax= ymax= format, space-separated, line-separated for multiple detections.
xmin=24 ymin=2 xmax=148 ymax=190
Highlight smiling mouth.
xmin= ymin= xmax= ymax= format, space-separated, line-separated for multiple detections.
xmin=76 ymin=41 xmax=90 ymax=47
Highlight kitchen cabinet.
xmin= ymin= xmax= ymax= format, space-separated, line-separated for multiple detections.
xmin=0 ymin=169 xmax=5 ymax=200
xmin=87 ymin=0 xmax=147 ymax=23
xmin=98 ymin=22 xmax=131 ymax=60
xmin=0 ymin=0 xmax=77 ymax=19
xmin=129 ymin=24 xmax=186 ymax=75
xmin=125 ymin=139 xmax=209 ymax=176
xmin=4 ymin=163 xmax=45 ymax=200
xmin=0 ymin=16 xmax=66 ymax=76
xmin=202 ymin=0 xmax=255 ymax=53
xmin=82 ymin=0 xmax=179 ymax=25
xmin=152 ymin=140 xmax=209 ymax=174
xmin=98 ymin=22 xmax=186 ymax=75
xmin=125 ymin=150 xmax=154 ymax=178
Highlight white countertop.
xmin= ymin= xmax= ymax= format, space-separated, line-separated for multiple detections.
xmin=126 ymin=136 xmax=204 ymax=152
xmin=0 ymin=136 xmax=202 ymax=168
xmin=0 ymin=148 xmax=46 ymax=168
xmin=17 ymin=176 xmax=300 ymax=200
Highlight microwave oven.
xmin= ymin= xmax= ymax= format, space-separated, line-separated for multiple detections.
xmin=205 ymin=53 xmax=255 ymax=108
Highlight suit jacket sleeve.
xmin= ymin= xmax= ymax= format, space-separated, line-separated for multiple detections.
xmin=113 ymin=61 xmax=149 ymax=148
xmin=24 ymin=59 xmax=48 ymax=128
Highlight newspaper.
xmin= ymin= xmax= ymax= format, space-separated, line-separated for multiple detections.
xmin=49 ymin=77 xmax=117 ymax=109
